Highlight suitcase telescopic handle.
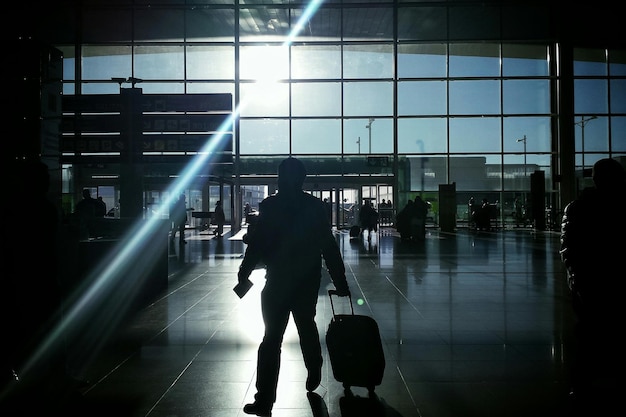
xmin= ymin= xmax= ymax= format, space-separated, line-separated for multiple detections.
xmin=328 ymin=289 xmax=354 ymax=317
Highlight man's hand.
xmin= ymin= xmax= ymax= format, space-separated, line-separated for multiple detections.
xmin=334 ymin=285 xmax=350 ymax=297
xmin=238 ymin=269 xmax=250 ymax=284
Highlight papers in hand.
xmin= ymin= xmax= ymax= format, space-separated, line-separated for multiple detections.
xmin=233 ymin=279 xmax=253 ymax=298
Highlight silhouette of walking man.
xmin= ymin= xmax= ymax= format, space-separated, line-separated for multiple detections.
xmin=237 ymin=157 xmax=350 ymax=417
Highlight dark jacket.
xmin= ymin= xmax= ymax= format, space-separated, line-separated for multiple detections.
xmin=239 ymin=191 xmax=347 ymax=296
xmin=560 ymin=185 xmax=626 ymax=319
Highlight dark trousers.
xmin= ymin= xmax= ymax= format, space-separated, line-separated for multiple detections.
xmin=254 ymin=284 xmax=321 ymax=406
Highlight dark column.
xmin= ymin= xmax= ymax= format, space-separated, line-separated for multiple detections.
xmin=531 ymin=170 xmax=546 ymax=231
xmin=120 ymin=88 xmax=144 ymax=219
xmin=557 ymin=43 xmax=576 ymax=209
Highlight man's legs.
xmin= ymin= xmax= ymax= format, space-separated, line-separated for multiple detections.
xmin=292 ymin=291 xmax=322 ymax=391
xmin=245 ymin=290 xmax=290 ymax=415
xmin=178 ymin=222 xmax=186 ymax=244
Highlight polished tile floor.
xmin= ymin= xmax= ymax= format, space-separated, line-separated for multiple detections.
xmin=67 ymin=224 xmax=577 ymax=417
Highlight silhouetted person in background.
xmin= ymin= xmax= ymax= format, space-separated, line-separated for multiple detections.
xmin=244 ymin=203 xmax=252 ymax=224
xmin=213 ymin=200 xmax=225 ymax=237
xmin=514 ymin=196 xmax=524 ymax=227
xmin=395 ymin=199 xmax=414 ymax=240
xmin=413 ymin=195 xmax=429 ymax=240
xmin=473 ymin=197 xmax=492 ymax=231
xmin=323 ymin=198 xmax=332 ymax=223
xmin=468 ymin=196 xmax=476 ymax=228
xmin=170 ymin=193 xmax=187 ymax=245
xmin=1 ymin=159 xmax=73 ymax=414
xmin=359 ymin=199 xmax=378 ymax=238
xmin=560 ymin=157 xmax=626 ymax=415
xmin=74 ymin=188 xmax=98 ymax=238
xmin=95 ymin=196 xmax=106 ymax=217
xmin=237 ymin=157 xmax=350 ymax=417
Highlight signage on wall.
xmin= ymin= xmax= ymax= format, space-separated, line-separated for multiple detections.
xmin=61 ymin=92 xmax=233 ymax=157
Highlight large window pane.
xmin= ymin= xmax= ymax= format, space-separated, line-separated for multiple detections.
xmin=398 ymin=81 xmax=447 ymax=116
xmin=58 ymin=46 xmax=75 ymax=81
xmin=186 ymin=83 xmax=234 ymax=95
xmin=81 ymin=83 xmax=120 ymax=95
xmin=449 ymin=43 xmax=500 ymax=77
xmin=401 ymin=156 xmax=442 ymax=193
xmin=239 ymin=7 xmax=291 ymax=42
xmin=240 ymin=119 xmax=289 ymax=154
xmin=82 ymin=45 xmax=132 ymax=80
xmin=503 ymin=117 xmax=552 ymax=153
xmin=186 ymin=8 xmax=235 ymax=42
xmin=609 ymin=49 xmax=626 ymax=76
xmin=240 ymin=45 xmax=289 ymax=81
xmin=292 ymin=119 xmax=341 ymax=154
xmin=291 ymin=82 xmax=341 ymax=117
xmin=343 ymin=44 xmax=394 ymax=79
xmin=138 ymin=83 xmax=185 ymax=94
xmin=575 ymin=116 xmax=608 ymax=152
xmin=343 ymin=81 xmax=393 ymax=117
xmin=611 ymin=116 xmax=626 ymax=151
xmin=503 ymin=80 xmax=550 ymax=115
xmin=83 ymin=8 xmax=132 ymax=42
xmin=574 ymin=48 xmax=607 ymax=76
xmin=291 ymin=45 xmax=341 ymax=79
xmin=343 ymin=8 xmax=393 ymax=41
xmin=291 ymin=6 xmax=341 ymax=41
xmin=134 ymin=8 xmax=184 ymax=42
xmin=449 ymin=80 xmax=500 ymax=115
xmin=398 ymin=43 xmax=447 ymax=78
xmin=343 ymin=118 xmax=393 ymax=154
xmin=449 ymin=6 xmax=500 ymax=40
xmin=610 ymin=79 xmax=626 ymax=113
xmin=397 ymin=6 xmax=447 ymax=41
xmin=398 ymin=118 xmax=447 ymax=154
xmin=449 ymin=117 xmax=501 ymax=153
xmin=574 ymin=79 xmax=609 ymax=114
xmin=240 ymin=82 xmax=289 ymax=117
xmin=502 ymin=44 xmax=549 ymax=76
xmin=450 ymin=156 xmax=502 ymax=192
xmin=134 ymin=45 xmax=185 ymax=80
xmin=186 ymin=45 xmax=234 ymax=80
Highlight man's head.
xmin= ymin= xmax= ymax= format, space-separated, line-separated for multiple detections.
xmin=82 ymin=188 xmax=91 ymax=199
xmin=277 ymin=157 xmax=306 ymax=193
xmin=592 ymin=158 xmax=626 ymax=190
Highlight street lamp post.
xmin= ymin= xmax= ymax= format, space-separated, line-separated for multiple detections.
xmin=365 ymin=118 xmax=375 ymax=154
xmin=574 ymin=115 xmax=597 ymax=170
xmin=516 ymin=134 xmax=527 ymax=181
xmin=516 ymin=135 xmax=528 ymax=226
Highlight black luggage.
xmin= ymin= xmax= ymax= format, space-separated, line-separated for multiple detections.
xmin=349 ymin=225 xmax=361 ymax=238
xmin=326 ymin=289 xmax=385 ymax=393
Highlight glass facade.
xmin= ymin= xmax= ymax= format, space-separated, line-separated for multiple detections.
xmin=30 ymin=1 xmax=624 ymax=228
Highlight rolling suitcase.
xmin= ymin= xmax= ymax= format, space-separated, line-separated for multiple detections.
xmin=326 ymin=289 xmax=385 ymax=394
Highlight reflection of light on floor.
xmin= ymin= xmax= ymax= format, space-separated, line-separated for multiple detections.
xmin=235 ymin=269 xmax=301 ymax=345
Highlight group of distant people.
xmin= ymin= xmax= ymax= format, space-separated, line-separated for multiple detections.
xmin=468 ymin=197 xmax=499 ymax=231
xmin=395 ymin=195 xmax=429 ymax=241
xmin=71 ymin=188 xmax=109 ymax=239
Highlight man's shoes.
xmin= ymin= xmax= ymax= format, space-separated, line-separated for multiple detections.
xmin=306 ymin=367 xmax=321 ymax=392
xmin=243 ymin=401 xmax=272 ymax=416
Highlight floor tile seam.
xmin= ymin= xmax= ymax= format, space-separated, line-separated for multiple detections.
xmin=143 ymin=348 xmax=210 ymax=417
xmin=127 ymin=274 xmax=241 ymax=350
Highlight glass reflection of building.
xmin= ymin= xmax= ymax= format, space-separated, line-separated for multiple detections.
xmin=11 ymin=1 xmax=625 ymax=229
